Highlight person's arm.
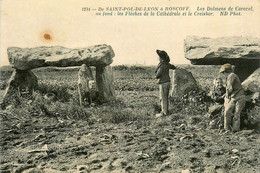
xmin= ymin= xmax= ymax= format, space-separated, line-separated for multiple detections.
xmin=156 ymin=65 xmax=164 ymax=79
xmin=169 ymin=63 xmax=176 ymax=70
xmin=210 ymin=89 xmax=217 ymax=101
xmin=226 ymin=74 xmax=235 ymax=98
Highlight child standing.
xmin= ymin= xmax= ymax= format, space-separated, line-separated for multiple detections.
xmin=155 ymin=50 xmax=176 ymax=117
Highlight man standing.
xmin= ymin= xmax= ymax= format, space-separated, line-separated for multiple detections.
xmin=155 ymin=50 xmax=176 ymax=117
xmin=219 ymin=64 xmax=245 ymax=132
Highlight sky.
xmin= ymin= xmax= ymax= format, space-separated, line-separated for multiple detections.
xmin=0 ymin=0 xmax=259 ymax=66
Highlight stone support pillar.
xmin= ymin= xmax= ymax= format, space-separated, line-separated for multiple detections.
xmin=96 ymin=65 xmax=115 ymax=102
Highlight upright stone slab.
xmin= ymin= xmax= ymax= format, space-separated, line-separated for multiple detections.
xmin=170 ymin=68 xmax=197 ymax=98
xmin=2 ymin=69 xmax=38 ymax=106
xmin=96 ymin=65 xmax=115 ymax=101
xmin=242 ymin=67 xmax=260 ymax=104
xmin=184 ymin=36 xmax=260 ymax=81
xmin=242 ymin=68 xmax=260 ymax=128
xmin=242 ymin=68 xmax=260 ymax=93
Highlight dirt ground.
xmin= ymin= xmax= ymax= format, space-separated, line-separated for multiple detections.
xmin=1 ymin=91 xmax=259 ymax=173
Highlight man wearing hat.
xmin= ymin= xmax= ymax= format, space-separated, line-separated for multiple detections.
xmin=155 ymin=50 xmax=176 ymax=117
xmin=219 ymin=63 xmax=245 ymax=132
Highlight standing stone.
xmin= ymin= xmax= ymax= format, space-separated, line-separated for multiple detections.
xmin=78 ymin=64 xmax=94 ymax=106
xmin=170 ymin=68 xmax=197 ymax=98
xmin=242 ymin=68 xmax=260 ymax=93
xmin=96 ymin=65 xmax=115 ymax=101
xmin=2 ymin=69 xmax=38 ymax=106
xmin=242 ymin=68 xmax=260 ymax=128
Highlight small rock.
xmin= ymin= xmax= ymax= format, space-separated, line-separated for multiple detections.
xmin=13 ymin=164 xmax=36 ymax=173
xmin=125 ymin=166 xmax=133 ymax=172
xmin=203 ymin=149 xmax=211 ymax=158
xmin=43 ymin=168 xmax=63 ymax=173
xmin=190 ymin=133 xmax=197 ymax=139
xmin=216 ymin=168 xmax=227 ymax=173
xmin=142 ymin=129 xmax=151 ymax=134
xmin=112 ymin=159 xmax=127 ymax=169
xmin=16 ymin=123 xmax=22 ymax=129
xmin=33 ymin=134 xmax=45 ymax=141
xmin=6 ymin=105 xmax=13 ymax=110
xmin=180 ymin=135 xmax=192 ymax=142
xmin=41 ymin=144 xmax=48 ymax=151
xmin=137 ymin=152 xmax=150 ymax=160
xmin=231 ymin=155 xmax=239 ymax=159
xmin=77 ymin=165 xmax=88 ymax=172
xmin=58 ymin=118 xmax=64 ymax=124
xmin=159 ymin=162 xmax=172 ymax=172
xmin=182 ymin=169 xmax=190 ymax=173
xmin=43 ymin=93 xmax=56 ymax=102
xmin=179 ymin=124 xmax=186 ymax=130
xmin=22 ymin=168 xmax=42 ymax=173
xmin=251 ymin=92 xmax=260 ymax=103
xmin=27 ymin=100 xmax=33 ymax=104
xmin=209 ymin=119 xmax=218 ymax=129
xmin=193 ymin=148 xmax=201 ymax=153
xmin=232 ymin=149 xmax=239 ymax=154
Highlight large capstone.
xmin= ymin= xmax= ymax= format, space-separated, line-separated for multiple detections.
xmin=184 ymin=36 xmax=260 ymax=81
xmin=170 ymin=68 xmax=198 ymax=98
xmin=7 ymin=45 xmax=115 ymax=70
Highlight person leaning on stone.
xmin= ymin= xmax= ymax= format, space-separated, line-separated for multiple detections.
xmin=78 ymin=64 xmax=95 ymax=106
xmin=207 ymin=77 xmax=226 ymax=129
xmin=219 ymin=63 xmax=246 ymax=132
xmin=155 ymin=50 xmax=176 ymax=117
xmin=209 ymin=77 xmax=226 ymax=104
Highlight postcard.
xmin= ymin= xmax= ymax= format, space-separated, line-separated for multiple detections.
xmin=0 ymin=0 xmax=259 ymax=172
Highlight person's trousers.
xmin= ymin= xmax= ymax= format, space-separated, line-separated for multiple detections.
xmin=224 ymin=95 xmax=245 ymax=132
xmin=159 ymin=82 xmax=171 ymax=115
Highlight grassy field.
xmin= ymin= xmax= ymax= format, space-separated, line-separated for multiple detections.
xmin=0 ymin=64 xmax=220 ymax=123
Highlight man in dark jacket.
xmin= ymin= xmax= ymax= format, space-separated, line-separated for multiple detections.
xmin=155 ymin=50 xmax=176 ymax=117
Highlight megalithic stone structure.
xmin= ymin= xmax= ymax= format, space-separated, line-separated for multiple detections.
xmin=170 ymin=68 xmax=198 ymax=98
xmin=184 ymin=36 xmax=260 ymax=82
xmin=96 ymin=65 xmax=116 ymax=101
xmin=7 ymin=44 xmax=114 ymax=70
xmin=4 ymin=44 xmax=116 ymax=104
xmin=242 ymin=67 xmax=260 ymax=93
xmin=2 ymin=69 xmax=38 ymax=107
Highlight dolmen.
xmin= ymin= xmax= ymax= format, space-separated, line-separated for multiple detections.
xmin=184 ymin=36 xmax=260 ymax=82
xmin=185 ymin=36 xmax=260 ymax=128
xmin=3 ymin=44 xmax=116 ymax=106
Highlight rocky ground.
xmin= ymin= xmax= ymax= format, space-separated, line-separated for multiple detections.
xmin=1 ymin=91 xmax=259 ymax=173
